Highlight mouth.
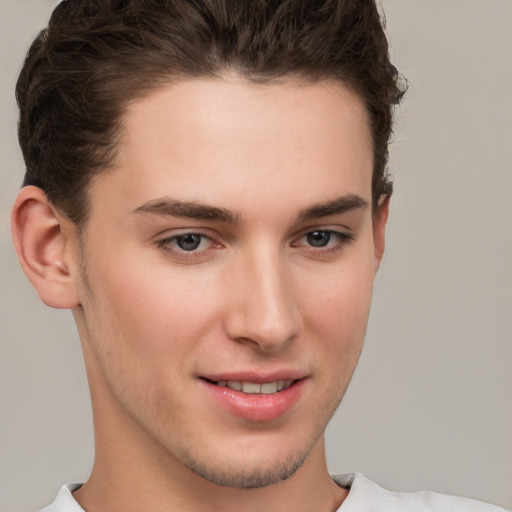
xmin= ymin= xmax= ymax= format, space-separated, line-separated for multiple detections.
xmin=201 ymin=375 xmax=306 ymax=422
xmin=212 ymin=379 xmax=295 ymax=395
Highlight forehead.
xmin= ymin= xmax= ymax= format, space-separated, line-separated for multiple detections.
xmin=88 ymin=76 xmax=373 ymax=221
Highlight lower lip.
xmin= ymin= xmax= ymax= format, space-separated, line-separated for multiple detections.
xmin=202 ymin=379 xmax=306 ymax=423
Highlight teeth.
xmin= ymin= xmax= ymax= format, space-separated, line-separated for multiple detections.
xmin=260 ymin=382 xmax=278 ymax=394
xmin=226 ymin=381 xmax=242 ymax=391
xmin=216 ymin=380 xmax=293 ymax=394
xmin=242 ymin=382 xmax=261 ymax=394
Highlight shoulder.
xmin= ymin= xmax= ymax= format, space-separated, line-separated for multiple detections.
xmin=333 ymin=473 xmax=508 ymax=512
xmin=38 ymin=484 xmax=84 ymax=512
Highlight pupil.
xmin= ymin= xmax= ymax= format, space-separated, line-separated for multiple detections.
xmin=307 ymin=231 xmax=330 ymax=247
xmin=177 ymin=234 xmax=201 ymax=251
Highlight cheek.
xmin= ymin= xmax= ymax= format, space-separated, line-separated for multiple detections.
xmin=300 ymin=256 xmax=375 ymax=400
xmin=78 ymin=256 xmax=220 ymax=411
xmin=298 ymin=254 xmax=375 ymax=341
xmin=82 ymin=251 xmax=221 ymax=365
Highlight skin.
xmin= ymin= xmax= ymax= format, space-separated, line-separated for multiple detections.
xmin=12 ymin=76 xmax=388 ymax=512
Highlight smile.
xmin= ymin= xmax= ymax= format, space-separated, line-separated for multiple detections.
xmin=203 ymin=376 xmax=306 ymax=422
xmin=214 ymin=380 xmax=294 ymax=394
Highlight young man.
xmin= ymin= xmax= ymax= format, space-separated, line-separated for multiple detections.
xmin=9 ymin=1 xmax=507 ymax=511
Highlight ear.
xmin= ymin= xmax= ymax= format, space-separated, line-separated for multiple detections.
xmin=372 ymin=194 xmax=390 ymax=274
xmin=11 ymin=186 xmax=80 ymax=309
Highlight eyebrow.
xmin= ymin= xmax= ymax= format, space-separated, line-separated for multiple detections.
xmin=132 ymin=193 xmax=368 ymax=224
xmin=132 ymin=197 xmax=240 ymax=224
xmin=296 ymin=194 xmax=368 ymax=223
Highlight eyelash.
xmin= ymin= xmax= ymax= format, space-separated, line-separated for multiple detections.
xmin=292 ymin=230 xmax=354 ymax=254
xmin=156 ymin=233 xmax=217 ymax=260
xmin=156 ymin=229 xmax=354 ymax=260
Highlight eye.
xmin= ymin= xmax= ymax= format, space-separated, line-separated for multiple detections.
xmin=174 ymin=233 xmax=203 ymax=251
xmin=157 ymin=232 xmax=215 ymax=256
xmin=305 ymin=231 xmax=333 ymax=247
xmin=293 ymin=229 xmax=353 ymax=252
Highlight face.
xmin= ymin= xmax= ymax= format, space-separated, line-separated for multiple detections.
xmin=72 ymin=76 xmax=385 ymax=488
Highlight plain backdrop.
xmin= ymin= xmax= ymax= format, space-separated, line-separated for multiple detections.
xmin=1 ymin=1 xmax=511 ymax=511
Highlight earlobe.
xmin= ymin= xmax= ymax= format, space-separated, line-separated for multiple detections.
xmin=11 ymin=186 xmax=80 ymax=309
xmin=373 ymin=195 xmax=390 ymax=274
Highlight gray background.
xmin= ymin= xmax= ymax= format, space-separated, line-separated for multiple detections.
xmin=1 ymin=1 xmax=511 ymax=511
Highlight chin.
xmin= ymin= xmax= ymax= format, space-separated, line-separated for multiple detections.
xmin=180 ymin=447 xmax=311 ymax=489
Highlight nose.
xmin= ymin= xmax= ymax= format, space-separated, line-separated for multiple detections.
xmin=223 ymin=247 xmax=301 ymax=352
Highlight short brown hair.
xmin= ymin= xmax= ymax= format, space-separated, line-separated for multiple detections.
xmin=16 ymin=0 xmax=406 ymax=227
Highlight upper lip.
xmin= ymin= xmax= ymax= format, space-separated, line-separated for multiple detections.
xmin=199 ymin=369 xmax=308 ymax=384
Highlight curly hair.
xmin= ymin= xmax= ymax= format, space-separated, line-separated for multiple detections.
xmin=16 ymin=0 xmax=406 ymax=227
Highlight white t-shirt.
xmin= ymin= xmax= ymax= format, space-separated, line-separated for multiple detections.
xmin=39 ymin=473 xmax=508 ymax=511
